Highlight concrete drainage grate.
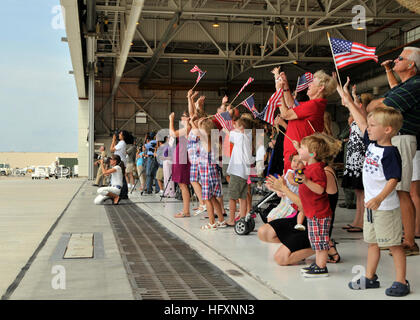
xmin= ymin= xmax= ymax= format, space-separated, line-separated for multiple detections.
xmin=105 ymin=203 xmax=255 ymax=300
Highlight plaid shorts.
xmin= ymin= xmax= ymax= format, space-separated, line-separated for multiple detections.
xmin=307 ymin=216 xmax=331 ymax=251
xmin=199 ymin=156 xmax=222 ymax=201
xmin=190 ymin=162 xmax=200 ymax=182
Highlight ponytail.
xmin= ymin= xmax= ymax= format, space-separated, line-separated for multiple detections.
xmin=112 ymin=154 xmax=126 ymax=176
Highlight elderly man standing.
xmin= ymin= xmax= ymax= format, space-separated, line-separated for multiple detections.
xmin=93 ymin=146 xmax=107 ymax=187
xmin=367 ymin=46 xmax=420 ymax=256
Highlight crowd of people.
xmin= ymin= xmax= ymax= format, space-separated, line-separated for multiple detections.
xmin=93 ymin=46 xmax=420 ymax=297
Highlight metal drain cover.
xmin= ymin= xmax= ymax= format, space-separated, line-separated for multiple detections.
xmin=105 ymin=203 xmax=255 ymax=300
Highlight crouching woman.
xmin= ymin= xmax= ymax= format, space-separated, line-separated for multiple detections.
xmin=94 ymin=155 xmax=125 ymax=205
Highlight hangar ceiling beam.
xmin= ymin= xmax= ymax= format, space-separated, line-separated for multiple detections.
xmin=60 ymin=0 xmax=86 ymax=98
xmin=111 ymin=0 xmax=145 ymax=98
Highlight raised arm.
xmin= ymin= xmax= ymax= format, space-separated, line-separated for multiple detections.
xmin=382 ymin=60 xmax=399 ymax=89
xmin=272 ymin=68 xmax=295 ymax=108
xmin=337 ymin=77 xmax=368 ymax=133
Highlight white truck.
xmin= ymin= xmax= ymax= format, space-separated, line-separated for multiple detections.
xmin=31 ymin=166 xmax=50 ymax=179
xmin=0 ymin=163 xmax=12 ymax=176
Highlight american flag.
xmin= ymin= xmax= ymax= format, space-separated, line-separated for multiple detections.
xmin=241 ymin=96 xmax=258 ymax=118
xmin=296 ymin=72 xmax=314 ymax=93
xmin=214 ymin=111 xmax=234 ymax=131
xmin=237 ymin=77 xmax=254 ymax=96
xmin=257 ymin=89 xmax=283 ymax=125
xmin=190 ymin=65 xmax=206 ymax=83
xmin=330 ymin=37 xmax=378 ymax=69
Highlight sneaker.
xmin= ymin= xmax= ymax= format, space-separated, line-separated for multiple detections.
xmin=302 ymin=264 xmax=329 ymax=278
xmin=348 ymin=274 xmax=380 ymax=290
xmin=385 ymin=280 xmax=410 ymax=297
xmin=300 ymin=262 xmax=316 ymax=274
xmin=294 ymin=224 xmax=306 ymax=231
xmin=159 ymin=190 xmax=164 ymax=195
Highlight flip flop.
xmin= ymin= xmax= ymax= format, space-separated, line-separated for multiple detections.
xmin=342 ymin=224 xmax=355 ymax=230
xmin=347 ymin=226 xmax=363 ymax=233
xmin=174 ymin=212 xmax=190 ymax=218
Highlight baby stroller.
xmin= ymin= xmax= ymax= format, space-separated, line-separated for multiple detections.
xmin=234 ymin=176 xmax=281 ymax=235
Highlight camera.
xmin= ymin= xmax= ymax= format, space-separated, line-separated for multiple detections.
xmin=103 ymin=157 xmax=110 ymax=165
xmin=110 ymin=129 xmax=120 ymax=138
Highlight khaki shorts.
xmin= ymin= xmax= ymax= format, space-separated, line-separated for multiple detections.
xmin=156 ymin=167 xmax=164 ymax=181
xmin=391 ymin=135 xmax=417 ymax=192
xmin=126 ymin=162 xmax=135 ymax=174
xmin=363 ymin=207 xmax=402 ymax=248
xmin=229 ymin=174 xmax=248 ymax=200
xmin=412 ymin=150 xmax=420 ymax=182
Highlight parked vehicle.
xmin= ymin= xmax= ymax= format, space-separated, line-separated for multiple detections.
xmin=14 ymin=168 xmax=26 ymax=176
xmin=0 ymin=163 xmax=12 ymax=176
xmin=31 ymin=166 xmax=50 ymax=179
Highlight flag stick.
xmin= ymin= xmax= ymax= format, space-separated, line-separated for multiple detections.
xmin=276 ymin=126 xmax=294 ymax=145
xmin=307 ymin=120 xmax=316 ymax=133
xmin=327 ymin=32 xmax=342 ymax=88
xmin=234 ymin=93 xmax=255 ymax=109
xmin=190 ymin=71 xmax=206 ymax=90
xmin=190 ymin=81 xmax=199 ymax=91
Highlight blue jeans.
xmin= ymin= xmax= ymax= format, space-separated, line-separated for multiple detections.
xmin=146 ymin=157 xmax=159 ymax=193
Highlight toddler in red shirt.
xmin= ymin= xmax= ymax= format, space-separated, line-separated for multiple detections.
xmin=295 ymin=133 xmax=342 ymax=278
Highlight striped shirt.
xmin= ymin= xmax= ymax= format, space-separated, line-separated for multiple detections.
xmin=383 ymin=75 xmax=420 ymax=136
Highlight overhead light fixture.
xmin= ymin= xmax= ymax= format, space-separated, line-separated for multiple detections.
xmin=182 ymin=59 xmax=189 ymax=63
xmin=130 ymin=42 xmax=134 ymax=46
xmin=136 ymin=22 xmax=140 ymax=25
xmin=212 ymin=18 xmax=220 ymax=28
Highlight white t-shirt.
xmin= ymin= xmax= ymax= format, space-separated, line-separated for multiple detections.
xmin=256 ymin=144 xmax=265 ymax=162
xmin=110 ymin=165 xmax=123 ymax=187
xmin=227 ymin=130 xmax=254 ymax=180
xmin=362 ymin=132 xmax=401 ymax=210
xmin=114 ymin=140 xmax=127 ymax=164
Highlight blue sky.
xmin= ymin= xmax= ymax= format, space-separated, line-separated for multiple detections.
xmin=0 ymin=0 xmax=78 ymax=152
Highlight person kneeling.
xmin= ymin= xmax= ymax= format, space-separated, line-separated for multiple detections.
xmin=94 ymin=155 xmax=125 ymax=205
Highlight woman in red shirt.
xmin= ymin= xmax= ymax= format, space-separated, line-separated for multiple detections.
xmin=274 ymin=69 xmax=337 ymax=172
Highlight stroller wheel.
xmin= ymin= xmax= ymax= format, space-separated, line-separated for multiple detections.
xmin=235 ymin=218 xmax=250 ymax=235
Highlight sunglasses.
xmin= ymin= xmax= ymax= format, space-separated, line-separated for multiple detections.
xmin=397 ymin=56 xmax=404 ymax=61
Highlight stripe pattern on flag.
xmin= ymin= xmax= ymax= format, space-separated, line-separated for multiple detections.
xmin=330 ymin=37 xmax=378 ymax=69
xmin=237 ymin=77 xmax=254 ymax=96
xmin=296 ymin=72 xmax=314 ymax=93
xmin=241 ymin=96 xmax=258 ymax=118
xmin=257 ymin=89 xmax=283 ymax=125
xmin=214 ymin=111 xmax=234 ymax=131
xmin=190 ymin=65 xmax=206 ymax=83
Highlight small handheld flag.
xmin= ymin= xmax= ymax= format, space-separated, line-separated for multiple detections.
xmin=256 ymin=89 xmax=283 ymax=125
xmin=214 ymin=111 xmax=234 ymax=131
xmin=231 ymin=77 xmax=254 ymax=105
xmin=241 ymin=95 xmax=258 ymax=118
xmin=296 ymin=72 xmax=314 ymax=93
xmin=190 ymin=65 xmax=206 ymax=89
xmin=329 ymin=37 xmax=378 ymax=69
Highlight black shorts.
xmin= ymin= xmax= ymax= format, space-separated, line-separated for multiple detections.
xmin=268 ymin=216 xmax=311 ymax=253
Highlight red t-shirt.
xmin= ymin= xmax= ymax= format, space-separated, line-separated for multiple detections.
xmin=298 ymin=162 xmax=332 ymax=219
xmin=283 ymin=99 xmax=327 ymax=171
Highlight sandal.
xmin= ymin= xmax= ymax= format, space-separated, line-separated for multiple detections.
xmin=327 ymin=239 xmax=341 ymax=263
xmin=347 ymin=226 xmax=363 ymax=233
xmin=201 ymin=222 xmax=217 ymax=230
xmin=342 ymin=224 xmax=355 ymax=230
xmin=174 ymin=212 xmax=190 ymax=218
xmin=385 ymin=280 xmax=410 ymax=297
xmin=216 ymin=220 xmax=227 ymax=228
xmin=194 ymin=206 xmax=207 ymax=216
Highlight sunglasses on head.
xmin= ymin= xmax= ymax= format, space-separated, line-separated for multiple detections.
xmin=397 ymin=56 xmax=405 ymax=61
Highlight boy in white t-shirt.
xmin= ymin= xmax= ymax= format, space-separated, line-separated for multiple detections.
xmin=338 ymin=82 xmax=409 ymax=297
xmin=226 ymin=116 xmax=254 ymax=226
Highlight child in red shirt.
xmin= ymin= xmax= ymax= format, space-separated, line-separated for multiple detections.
xmin=295 ymin=133 xmax=342 ymax=278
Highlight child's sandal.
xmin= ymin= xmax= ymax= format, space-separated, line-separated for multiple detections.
xmin=201 ymin=223 xmax=217 ymax=230
xmin=216 ymin=221 xmax=227 ymax=228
